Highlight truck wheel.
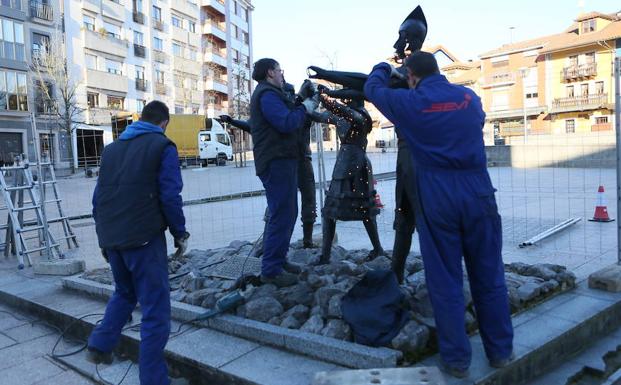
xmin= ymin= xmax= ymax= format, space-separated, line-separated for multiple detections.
xmin=201 ymin=159 xmax=208 ymax=167
xmin=217 ymin=154 xmax=227 ymax=166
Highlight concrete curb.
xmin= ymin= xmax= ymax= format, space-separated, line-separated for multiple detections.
xmin=62 ymin=276 xmax=402 ymax=369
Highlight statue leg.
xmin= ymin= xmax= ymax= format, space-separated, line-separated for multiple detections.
xmin=363 ymin=217 xmax=385 ymax=260
xmin=391 ymin=229 xmax=413 ymax=284
xmin=318 ymin=217 xmax=336 ymax=265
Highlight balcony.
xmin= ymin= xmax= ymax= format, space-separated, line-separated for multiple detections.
xmin=202 ymin=0 xmax=225 ymax=15
xmin=155 ymin=82 xmax=167 ymax=95
xmin=174 ymin=88 xmax=202 ymax=104
xmin=551 ymin=93 xmax=608 ymax=114
xmin=172 ymin=55 xmax=201 ymax=75
xmin=29 ymin=1 xmax=53 ymax=22
xmin=133 ymin=44 xmax=146 ymax=58
xmin=202 ymin=20 xmax=226 ymax=41
xmin=132 ymin=11 xmax=145 ymax=24
xmin=86 ymin=69 xmax=128 ymax=93
xmin=152 ymin=49 xmax=167 ymax=63
xmin=204 ymin=77 xmax=228 ymax=93
xmin=83 ymin=30 xmax=127 ymax=57
xmin=498 ymin=122 xmax=526 ymax=137
xmin=203 ymin=48 xmax=227 ymax=67
xmin=102 ymin=0 xmax=124 ymax=22
xmin=81 ymin=0 xmax=98 ymax=13
xmin=87 ymin=108 xmax=119 ymax=125
xmin=591 ymin=122 xmax=612 ymax=132
xmin=172 ymin=25 xmax=188 ymax=43
xmin=135 ymin=78 xmax=147 ymax=92
xmin=485 ymin=105 xmax=547 ymax=120
xmin=153 ymin=18 xmax=165 ymax=31
xmin=171 ymin=0 xmax=197 ymax=19
xmin=481 ymin=72 xmax=516 ymax=88
xmin=562 ymin=62 xmax=597 ymax=82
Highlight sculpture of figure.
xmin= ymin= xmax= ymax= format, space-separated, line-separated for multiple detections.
xmin=311 ymin=85 xmax=385 ymax=265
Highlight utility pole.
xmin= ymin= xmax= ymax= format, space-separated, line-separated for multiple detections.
xmin=614 ymin=57 xmax=620 ymax=264
xmin=519 ymin=67 xmax=530 ymax=143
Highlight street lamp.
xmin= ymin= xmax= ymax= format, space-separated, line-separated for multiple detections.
xmin=518 ymin=67 xmax=530 ymax=143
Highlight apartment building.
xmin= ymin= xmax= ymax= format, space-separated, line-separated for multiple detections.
xmin=0 ymin=0 xmax=62 ymax=166
xmin=478 ymin=11 xmax=620 ymax=144
xmin=64 ymin=0 xmax=252 ymax=168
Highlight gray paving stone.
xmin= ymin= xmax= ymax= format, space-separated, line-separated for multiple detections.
xmin=528 ymin=360 xmax=585 ymax=385
xmin=513 ymin=313 xmax=577 ymax=349
xmin=33 ymin=370 xmax=97 ymax=385
xmin=3 ymin=322 xmax=57 ymax=343
xmin=0 ymin=310 xmax=31 ymax=331
xmin=0 ymin=331 xmax=16 ymax=349
xmin=539 ymin=294 xmax=613 ymax=324
xmin=166 ymin=327 xmax=260 ymax=368
xmin=34 ymin=259 xmax=85 ymax=276
xmin=220 ymin=346 xmax=340 ymax=385
xmin=29 ymin=289 xmax=105 ymax=318
xmin=98 ymin=360 xmax=140 ymax=385
xmin=0 ymin=273 xmax=30 ymax=288
xmin=0 ymin=334 xmax=60 ymax=372
xmin=589 ymin=264 xmax=621 ymax=292
xmin=0 ymin=356 xmax=65 ymax=385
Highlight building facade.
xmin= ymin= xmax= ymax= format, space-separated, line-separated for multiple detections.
xmin=63 ymin=0 xmax=253 ymax=168
xmin=0 ymin=0 xmax=62 ymax=167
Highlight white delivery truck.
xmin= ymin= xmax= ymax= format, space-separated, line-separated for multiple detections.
xmin=198 ymin=119 xmax=233 ymax=166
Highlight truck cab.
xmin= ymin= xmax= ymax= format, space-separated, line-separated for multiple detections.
xmin=198 ymin=120 xmax=233 ymax=166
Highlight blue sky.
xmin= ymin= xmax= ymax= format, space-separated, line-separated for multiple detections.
xmin=252 ymin=0 xmax=619 ymax=87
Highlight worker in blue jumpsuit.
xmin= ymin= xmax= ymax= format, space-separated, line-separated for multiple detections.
xmin=87 ymin=101 xmax=189 ymax=385
xmin=249 ymin=58 xmax=318 ymax=287
xmin=364 ymin=51 xmax=513 ymax=378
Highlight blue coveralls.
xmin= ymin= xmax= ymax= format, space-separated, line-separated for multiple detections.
xmin=364 ymin=64 xmax=513 ymax=370
xmin=259 ymin=91 xmax=306 ymax=277
xmin=89 ymin=123 xmax=186 ymax=385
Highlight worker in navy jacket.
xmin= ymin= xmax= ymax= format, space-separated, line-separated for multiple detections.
xmin=364 ymin=51 xmax=513 ymax=378
xmin=249 ymin=58 xmax=318 ymax=287
xmin=87 ymin=101 xmax=188 ymax=385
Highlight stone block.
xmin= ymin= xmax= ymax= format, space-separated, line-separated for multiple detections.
xmin=312 ymin=367 xmax=445 ymax=385
xmin=34 ymin=259 xmax=85 ymax=276
xmin=589 ymin=264 xmax=621 ymax=292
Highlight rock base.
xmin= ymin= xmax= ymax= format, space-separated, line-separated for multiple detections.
xmin=589 ymin=264 xmax=621 ymax=292
xmin=34 ymin=259 xmax=85 ymax=276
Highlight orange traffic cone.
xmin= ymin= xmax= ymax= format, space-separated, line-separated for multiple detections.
xmin=373 ymin=180 xmax=384 ymax=209
xmin=589 ymin=185 xmax=614 ymax=222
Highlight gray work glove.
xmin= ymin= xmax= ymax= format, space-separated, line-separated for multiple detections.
xmin=174 ymin=231 xmax=190 ymax=258
xmin=101 ymin=249 xmax=109 ymax=264
xmin=302 ymin=97 xmax=319 ymax=113
xmin=388 ymin=63 xmax=405 ymax=79
xmin=218 ymin=114 xmax=232 ymax=124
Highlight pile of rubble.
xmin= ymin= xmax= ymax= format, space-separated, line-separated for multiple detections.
xmin=81 ymin=240 xmax=576 ymax=357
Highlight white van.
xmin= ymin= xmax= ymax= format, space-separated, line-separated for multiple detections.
xmin=198 ymin=120 xmax=233 ymax=166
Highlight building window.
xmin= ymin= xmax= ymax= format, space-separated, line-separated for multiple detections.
xmin=152 ymin=5 xmax=161 ymax=21
xmin=172 ymin=15 xmax=182 ymax=28
xmin=189 ymin=48 xmax=197 ymax=61
xmin=173 ymin=75 xmax=183 ymax=87
xmin=566 ymin=85 xmax=574 ymax=98
xmin=190 ymin=78 xmax=197 ymax=90
xmin=585 ymin=52 xmax=595 ymax=64
xmin=133 ymin=31 xmax=143 ymax=45
xmin=83 ymin=14 xmax=95 ymax=31
xmin=568 ymin=55 xmax=578 ymax=67
xmin=581 ymin=19 xmax=596 ymax=34
xmin=107 ymin=96 xmax=124 ymax=110
xmin=1 ymin=0 xmax=22 ymax=11
xmin=0 ymin=19 xmax=25 ymax=62
xmin=136 ymin=99 xmax=145 ymax=112
xmin=565 ymin=120 xmax=575 ymax=133
xmin=32 ymin=33 xmax=50 ymax=59
xmin=132 ymin=0 xmax=142 ymax=12
xmin=153 ymin=37 xmax=163 ymax=51
xmin=35 ymin=81 xmax=53 ymax=114
xmin=241 ymin=6 xmax=248 ymax=21
xmin=580 ymin=83 xmax=588 ymax=96
xmin=232 ymin=48 xmax=240 ymax=64
xmin=104 ymin=22 xmax=121 ymax=40
xmin=192 ymin=104 xmax=199 ymax=114
xmin=172 ymin=43 xmax=182 ymax=57
xmin=595 ymin=81 xmax=604 ymax=95
xmin=526 ymin=92 xmax=538 ymax=99
xmin=87 ymin=92 xmax=99 ymax=108
xmin=0 ymin=71 xmax=27 ymax=111
xmin=242 ymin=31 xmax=249 ymax=45
xmin=156 ymin=70 xmax=164 ymax=84
xmin=232 ymin=0 xmax=237 ymax=14
xmin=135 ymin=65 xmax=144 ymax=79
xmin=175 ymin=104 xmax=184 ymax=113
xmin=85 ymin=54 xmax=97 ymax=70
xmin=596 ymin=116 xmax=608 ymax=124
xmin=105 ymin=59 xmax=122 ymax=75
xmin=232 ymin=24 xmax=238 ymax=39
xmin=188 ymin=21 xmax=195 ymax=33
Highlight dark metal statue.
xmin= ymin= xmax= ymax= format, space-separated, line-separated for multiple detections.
xmin=310 ymin=85 xmax=385 ymax=265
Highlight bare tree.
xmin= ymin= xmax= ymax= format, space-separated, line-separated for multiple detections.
xmin=30 ymin=31 xmax=84 ymax=173
xmin=229 ymin=65 xmax=250 ymax=167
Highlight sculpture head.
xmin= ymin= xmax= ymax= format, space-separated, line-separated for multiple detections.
xmin=393 ymin=6 xmax=428 ymax=60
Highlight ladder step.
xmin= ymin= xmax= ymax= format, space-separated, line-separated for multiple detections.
xmin=43 ymin=199 xmax=62 ymax=204
xmin=13 ymin=205 xmax=40 ymax=212
xmin=5 ymin=185 xmax=33 ymax=191
xmin=16 ymin=226 xmax=44 ymax=233
xmin=22 ymin=244 xmax=60 ymax=254
xmin=41 ymin=181 xmax=57 ymax=185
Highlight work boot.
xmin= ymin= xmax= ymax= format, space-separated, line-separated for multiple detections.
xmin=367 ymin=247 xmax=386 ymax=261
xmin=489 ymin=352 xmax=515 ymax=369
xmin=261 ymin=271 xmax=297 ymax=287
xmin=302 ymin=223 xmax=316 ymax=248
xmin=439 ymin=360 xmax=469 ymax=379
xmin=283 ymin=261 xmax=302 ymax=274
xmin=85 ymin=347 xmax=113 ymax=365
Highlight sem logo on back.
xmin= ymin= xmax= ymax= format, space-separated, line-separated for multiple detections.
xmin=423 ymin=93 xmax=472 ymax=113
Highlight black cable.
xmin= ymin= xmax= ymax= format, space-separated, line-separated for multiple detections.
xmin=50 ymin=313 xmax=106 ymax=359
xmin=96 ymin=361 xmax=132 ymax=385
